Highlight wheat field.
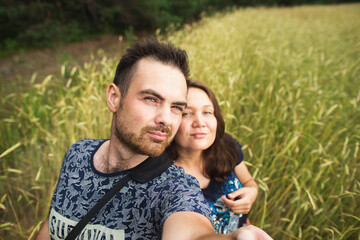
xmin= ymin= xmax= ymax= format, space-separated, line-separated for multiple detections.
xmin=1 ymin=3 xmax=359 ymax=239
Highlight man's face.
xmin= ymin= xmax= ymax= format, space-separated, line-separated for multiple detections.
xmin=114 ymin=58 xmax=187 ymax=157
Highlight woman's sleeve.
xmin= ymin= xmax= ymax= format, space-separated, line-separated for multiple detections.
xmin=236 ymin=140 xmax=244 ymax=165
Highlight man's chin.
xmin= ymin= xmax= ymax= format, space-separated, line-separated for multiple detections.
xmin=132 ymin=140 xmax=167 ymax=157
xmin=145 ymin=144 xmax=167 ymax=157
xmin=147 ymin=152 xmax=163 ymax=158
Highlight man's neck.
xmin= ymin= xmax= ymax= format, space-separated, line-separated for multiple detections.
xmin=93 ymin=137 xmax=148 ymax=174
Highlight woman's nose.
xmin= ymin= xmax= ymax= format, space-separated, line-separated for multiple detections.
xmin=192 ymin=113 xmax=205 ymax=128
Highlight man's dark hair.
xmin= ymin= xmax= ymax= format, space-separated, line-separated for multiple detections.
xmin=113 ymin=37 xmax=190 ymax=97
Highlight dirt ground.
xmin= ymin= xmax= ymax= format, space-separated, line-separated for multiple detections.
xmin=0 ymin=34 xmax=135 ymax=91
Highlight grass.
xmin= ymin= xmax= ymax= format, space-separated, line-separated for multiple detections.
xmin=1 ymin=3 xmax=360 ymax=240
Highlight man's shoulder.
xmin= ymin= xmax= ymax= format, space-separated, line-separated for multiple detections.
xmin=150 ymin=163 xmax=212 ymax=222
xmin=159 ymin=164 xmax=202 ymax=190
xmin=69 ymin=138 xmax=106 ymax=147
xmin=66 ymin=138 xmax=108 ymax=153
xmin=63 ymin=138 xmax=108 ymax=164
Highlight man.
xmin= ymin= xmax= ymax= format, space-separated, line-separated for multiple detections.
xmin=36 ymin=38 xmax=270 ymax=240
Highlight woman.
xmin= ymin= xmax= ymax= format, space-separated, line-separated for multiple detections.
xmin=167 ymin=80 xmax=258 ymax=234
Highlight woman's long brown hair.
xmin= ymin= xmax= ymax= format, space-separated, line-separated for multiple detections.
xmin=166 ymin=80 xmax=240 ymax=182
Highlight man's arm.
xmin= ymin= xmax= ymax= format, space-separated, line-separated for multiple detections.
xmin=162 ymin=211 xmax=233 ymax=240
xmin=36 ymin=217 xmax=50 ymax=240
xmin=162 ymin=212 xmax=273 ymax=240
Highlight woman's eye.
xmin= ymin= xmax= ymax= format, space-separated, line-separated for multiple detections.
xmin=182 ymin=112 xmax=191 ymax=116
xmin=204 ymin=111 xmax=213 ymax=115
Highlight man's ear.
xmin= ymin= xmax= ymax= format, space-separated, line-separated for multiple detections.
xmin=106 ymin=83 xmax=121 ymax=113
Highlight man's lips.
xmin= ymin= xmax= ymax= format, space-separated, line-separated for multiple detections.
xmin=148 ymin=131 xmax=167 ymax=141
xmin=190 ymin=132 xmax=207 ymax=139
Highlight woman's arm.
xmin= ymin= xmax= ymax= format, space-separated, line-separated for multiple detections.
xmin=221 ymin=162 xmax=258 ymax=214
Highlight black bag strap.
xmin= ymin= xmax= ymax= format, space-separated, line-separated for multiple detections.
xmin=65 ymin=153 xmax=173 ymax=240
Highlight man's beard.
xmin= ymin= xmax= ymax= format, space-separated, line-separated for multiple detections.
xmin=114 ymin=115 xmax=173 ymax=157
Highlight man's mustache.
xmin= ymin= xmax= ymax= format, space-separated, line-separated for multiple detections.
xmin=141 ymin=124 xmax=172 ymax=137
xmin=153 ymin=125 xmax=171 ymax=135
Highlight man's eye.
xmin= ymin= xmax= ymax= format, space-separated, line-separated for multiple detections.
xmin=172 ymin=105 xmax=184 ymax=113
xmin=145 ymin=97 xmax=156 ymax=102
xmin=182 ymin=112 xmax=191 ymax=116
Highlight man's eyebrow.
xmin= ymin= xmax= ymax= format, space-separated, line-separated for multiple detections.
xmin=139 ymin=89 xmax=164 ymax=100
xmin=139 ymin=89 xmax=187 ymax=108
xmin=174 ymin=101 xmax=187 ymax=108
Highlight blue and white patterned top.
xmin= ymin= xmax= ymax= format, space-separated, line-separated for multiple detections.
xmin=202 ymin=141 xmax=247 ymax=234
xmin=202 ymin=172 xmax=247 ymax=234
xmin=49 ymin=138 xmax=211 ymax=240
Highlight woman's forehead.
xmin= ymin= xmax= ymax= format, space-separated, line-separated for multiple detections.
xmin=187 ymin=87 xmax=213 ymax=108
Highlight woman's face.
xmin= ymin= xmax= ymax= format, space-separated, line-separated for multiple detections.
xmin=175 ymin=87 xmax=217 ymax=152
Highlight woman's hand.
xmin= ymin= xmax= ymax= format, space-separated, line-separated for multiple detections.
xmin=226 ymin=162 xmax=259 ymax=214
xmin=220 ymin=186 xmax=258 ymax=214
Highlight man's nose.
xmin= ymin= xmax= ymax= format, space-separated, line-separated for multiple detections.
xmin=155 ymin=107 xmax=172 ymax=126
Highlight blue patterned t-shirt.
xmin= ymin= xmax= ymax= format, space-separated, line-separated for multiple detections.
xmin=49 ymin=138 xmax=211 ymax=240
